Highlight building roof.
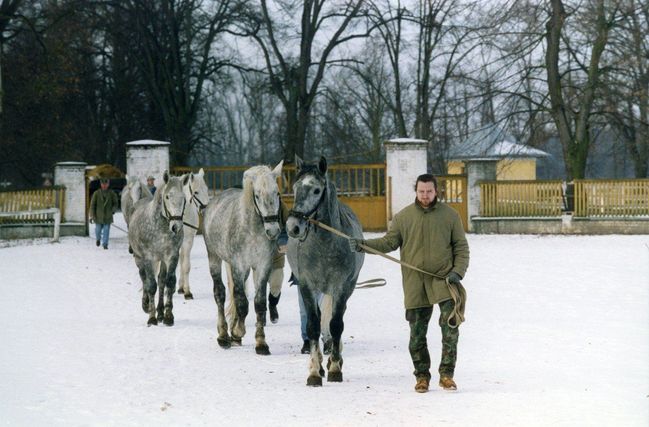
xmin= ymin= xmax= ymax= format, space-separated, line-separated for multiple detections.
xmin=449 ymin=124 xmax=549 ymax=160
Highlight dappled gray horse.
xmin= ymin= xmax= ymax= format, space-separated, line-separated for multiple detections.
xmin=121 ymin=175 xmax=152 ymax=226
xmin=286 ymin=156 xmax=365 ymax=386
xmin=176 ymin=168 xmax=209 ymax=300
xmin=129 ymin=171 xmax=188 ymax=326
xmin=202 ymin=162 xmax=283 ymax=354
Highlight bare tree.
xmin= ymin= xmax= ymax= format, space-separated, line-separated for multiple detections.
xmin=247 ymin=0 xmax=370 ymax=161
xmin=123 ymin=0 xmax=242 ymax=165
xmin=0 ymin=0 xmax=25 ymax=115
xmin=602 ymin=0 xmax=649 ymax=177
xmin=545 ymin=0 xmax=621 ymax=180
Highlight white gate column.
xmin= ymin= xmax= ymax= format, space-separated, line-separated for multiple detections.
xmin=384 ymin=138 xmax=428 ymax=223
xmin=125 ymin=140 xmax=171 ymax=187
xmin=54 ymin=161 xmax=87 ymax=223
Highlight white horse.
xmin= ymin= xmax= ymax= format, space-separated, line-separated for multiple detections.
xmin=202 ymin=161 xmax=283 ymax=354
xmin=176 ymin=168 xmax=209 ymax=300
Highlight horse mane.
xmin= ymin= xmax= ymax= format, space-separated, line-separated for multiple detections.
xmin=323 ymin=176 xmax=342 ymax=227
xmin=242 ymin=165 xmax=271 ymax=211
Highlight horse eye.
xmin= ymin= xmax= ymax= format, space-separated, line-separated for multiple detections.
xmin=165 ymin=195 xmax=169 ymax=199
xmin=314 ymin=188 xmax=320 ymax=195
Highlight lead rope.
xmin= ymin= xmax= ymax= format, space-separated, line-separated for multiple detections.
xmin=307 ymin=217 xmax=466 ymax=328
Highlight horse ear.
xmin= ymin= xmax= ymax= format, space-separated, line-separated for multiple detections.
xmin=272 ymin=160 xmax=284 ymax=178
xmin=295 ymin=155 xmax=303 ymax=171
xmin=163 ymin=170 xmax=169 ymax=183
xmin=198 ymin=168 xmax=205 ymax=178
xmin=318 ymin=156 xmax=327 ymax=174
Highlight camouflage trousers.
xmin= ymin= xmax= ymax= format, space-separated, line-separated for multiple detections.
xmin=405 ymin=299 xmax=459 ymax=380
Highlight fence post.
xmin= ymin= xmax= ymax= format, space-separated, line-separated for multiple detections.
xmin=384 ymin=138 xmax=428 ymax=223
xmin=126 ymin=140 xmax=171 ymax=188
xmin=54 ymin=162 xmax=87 ymax=224
xmin=465 ymin=159 xmax=497 ymax=232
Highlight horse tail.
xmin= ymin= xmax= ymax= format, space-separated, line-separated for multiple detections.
xmin=225 ymin=262 xmax=236 ymax=325
xmin=320 ymin=293 xmax=333 ymax=343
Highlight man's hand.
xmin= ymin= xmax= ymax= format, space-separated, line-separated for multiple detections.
xmin=348 ymin=237 xmax=363 ymax=253
xmin=446 ymin=272 xmax=462 ymax=285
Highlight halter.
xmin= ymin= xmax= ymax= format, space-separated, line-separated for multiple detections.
xmin=163 ymin=196 xmax=186 ymax=223
xmin=252 ymin=192 xmax=280 ymax=224
xmin=288 ymin=184 xmax=326 ymax=222
xmin=188 ymin=178 xmax=207 ymax=210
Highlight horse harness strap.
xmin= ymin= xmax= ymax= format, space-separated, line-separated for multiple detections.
xmin=288 ymin=186 xmax=326 ymax=222
xmin=252 ymin=192 xmax=280 ymax=224
xmin=163 ymin=197 xmax=186 ymax=222
xmin=188 ymin=179 xmax=207 ymax=210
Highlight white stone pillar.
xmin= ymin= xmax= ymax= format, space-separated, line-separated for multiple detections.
xmin=54 ymin=161 xmax=87 ymax=223
xmin=384 ymin=138 xmax=428 ymax=220
xmin=465 ymin=159 xmax=498 ymax=232
xmin=125 ymin=140 xmax=171 ymax=187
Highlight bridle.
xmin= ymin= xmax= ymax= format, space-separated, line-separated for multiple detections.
xmin=253 ymin=191 xmax=280 ymax=224
xmin=288 ymin=178 xmax=327 ymax=240
xmin=163 ymin=195 xmax=186 ymax=223
xmin=188 ymin=178 xmax=208 ymax=211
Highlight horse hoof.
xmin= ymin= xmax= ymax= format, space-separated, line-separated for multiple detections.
xmin=231 ymin=337 xmax=242 ymax=346
xmin=163 ymin=315 xmax=174 ymax=326
xmin=255 ymin=345 xmax=271 ymax=355
xmin=327 ymin=371 xmax=343 ymax=382
xmin=147 ymin=317 xmax=158 ymax=326
xmin=217 ymin=337 xmax=232 ymax=349
xmin=307 ymin=376 xmax=323 ymax=387
xmin=184 ymin=292 xmax=194 ymax=300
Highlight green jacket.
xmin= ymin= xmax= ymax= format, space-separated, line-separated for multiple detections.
xmin=363 ymin=200 xmax=469 ymax=309
xmin=90 ymin=189 xmax=118 ymax=224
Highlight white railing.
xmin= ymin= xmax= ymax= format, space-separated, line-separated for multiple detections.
xmin=0 ymin=208 xmax=61 ymax=242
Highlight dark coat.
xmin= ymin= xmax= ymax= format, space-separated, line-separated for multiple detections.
xmin=90 ymin=189 xmax=118 ymax=224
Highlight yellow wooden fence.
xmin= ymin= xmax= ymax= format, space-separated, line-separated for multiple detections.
xmin=480 ymin=180 xmax=564 ymax=217
xmin=172 ymin=164 xmax=388 ymax=231
xmin=574 ymin=179 xmax=649 ymax=217
xmin=0 ymin=186 xmax=66 ymax=224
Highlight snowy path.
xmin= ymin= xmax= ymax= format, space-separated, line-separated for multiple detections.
xmin=1 ymin=218 xmax=647 ymax=426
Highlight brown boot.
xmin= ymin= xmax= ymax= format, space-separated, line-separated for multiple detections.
xmin=439 ymin=376 xmax=457 ymax=390
xmin=414 ymin=377 xmax=429 ymax=393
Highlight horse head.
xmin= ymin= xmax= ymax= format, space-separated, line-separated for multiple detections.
xmin=183 ymin=168 xmax=209 ymax=211
xmin=161 ymin=170 xmax=188 ymax=235
xmin=287 ymin=155 xmax=328 ymax=240
xmin=244 ymin=161 xmax=283 ymax=240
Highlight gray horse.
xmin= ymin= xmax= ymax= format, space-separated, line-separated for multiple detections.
xmin=121 ymin=175 xmax=152 ymax=254
xmin=202 ymin=162 xmax=283 ymax=354
xmin=129 ymin=171 xmax=188 ymax=326
xmin=286 ymin=156 xmax=364 ymax=386
xmin=121 ymin=175 xmax=152 ymax=226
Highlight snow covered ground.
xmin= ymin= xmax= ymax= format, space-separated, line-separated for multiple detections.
xmin=1 ymin=214 xmax=648 ymax=426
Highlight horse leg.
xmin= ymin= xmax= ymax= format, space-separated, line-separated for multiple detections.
xmin=142 ymin=263 xmax=158 ymax=326
xmin=177 ymin=232 xmax=194 ymax=299
xmin=301 ymin=286 xmax=324 ymax=386
xmin=156 ymin=262 xmax=166 ymax=322
xmin=210 ymin=258 xmax=231 ymax=348
xmin=252 ymin=268 xmax=271 ymax=355
xmin=326 ymin=295 xmax=349 ymax=383
xmin=162 ymin=254 xmax=179 ymax=326
xmin=268 ymin=267 xmax=283 ymax=324
xmin=229 ymin=265 xmax=249 ymax=346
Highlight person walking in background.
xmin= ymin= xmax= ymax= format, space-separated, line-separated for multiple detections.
xmin=89 ymin=178 xmax=118 ymax=250
xmin=348 ymin=173 xmax=469 ymax=393
xmin=146 ymin=176 xmax=157 ymax=195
